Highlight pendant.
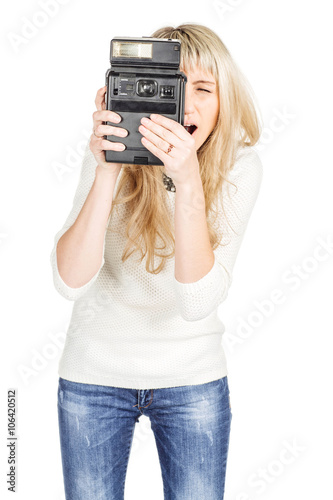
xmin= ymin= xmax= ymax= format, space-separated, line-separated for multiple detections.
xmin=162 ymin=172 xmax=176 ymax=192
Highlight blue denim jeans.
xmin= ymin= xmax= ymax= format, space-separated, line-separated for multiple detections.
xmin=57 ymin=375 xmax=232 ymax=500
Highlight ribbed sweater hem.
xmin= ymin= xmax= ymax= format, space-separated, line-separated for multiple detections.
xmin=57 ymin=366 xmax=228 ymax=390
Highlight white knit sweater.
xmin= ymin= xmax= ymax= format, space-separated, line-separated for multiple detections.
xmin=50 ymin=142 xmax=263 ymax=389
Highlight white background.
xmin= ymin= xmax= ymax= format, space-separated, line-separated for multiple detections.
xmin=1 ymin=0 xmax=332 ymax=498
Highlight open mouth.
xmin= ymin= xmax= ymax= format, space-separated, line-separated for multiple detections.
xmin=184 ymin=125 xmax=197 ymax=135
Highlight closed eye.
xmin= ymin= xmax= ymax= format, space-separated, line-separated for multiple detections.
xmin=198 ymin=88 xmax=212 ymax=93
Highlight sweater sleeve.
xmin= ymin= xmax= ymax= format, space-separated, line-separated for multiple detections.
xmin=50 ymin=141 xmax=109 ymax=301
xmin=173 ymin=147 xmax=263 ymax=321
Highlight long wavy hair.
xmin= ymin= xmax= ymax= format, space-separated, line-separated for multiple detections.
xmin=107 ymin=23 xmax=262 ymax=274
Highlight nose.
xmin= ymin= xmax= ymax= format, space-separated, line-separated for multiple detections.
xmin=184 ymin=85 xmax=195 ymax=116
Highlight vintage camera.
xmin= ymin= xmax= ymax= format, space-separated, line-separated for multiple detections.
xmin=105 ymin=37 xmax=187 ymax=165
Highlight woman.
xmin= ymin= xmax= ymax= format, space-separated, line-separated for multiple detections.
xmin=51 ymin=23 xmax=263 ymax=500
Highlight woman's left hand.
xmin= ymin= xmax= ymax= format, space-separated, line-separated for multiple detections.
xmin=138 ymin=114 xmax=199 ymax=187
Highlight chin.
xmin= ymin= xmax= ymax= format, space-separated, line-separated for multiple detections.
xmin=197 ymin=132 xmax=213 ymax=151
xmin=195 ymin=138 xmax=205 ymax=151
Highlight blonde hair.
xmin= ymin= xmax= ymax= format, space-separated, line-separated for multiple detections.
xmin=107 ymin=23 xmax=262 ymax=274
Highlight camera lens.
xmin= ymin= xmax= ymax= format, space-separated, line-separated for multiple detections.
xmin=136 ymin=80 xmax=158 ymax=97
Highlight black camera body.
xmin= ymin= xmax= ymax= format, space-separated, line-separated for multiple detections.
xmin=105 ymin=37 xmax=187 ymax=165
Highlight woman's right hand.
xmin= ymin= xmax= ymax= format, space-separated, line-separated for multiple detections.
xmin=89 ymin=85 xmax=128 ymax=176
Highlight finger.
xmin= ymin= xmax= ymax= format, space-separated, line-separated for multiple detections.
xmin=93 ymin=110 xmax=122 ymax=128
xmin=101 ymin=138 xmax=126 ymax=151
xmin=94 ymin=124 xmax=128 ymax=138
xmin=140 ymin=117 xmax=183 ymax=147
xmin=149 ymin=114 xmax=188 ymax=140
xmin=141 ymin=136 xmax=169 ymax=163
xmin=95 ymin=86 xmax=107 ymax=111
xmin=139 ymin=124 xmax=172 ymax=154
xmin=91 ymin=134 xmax=126 ymax=152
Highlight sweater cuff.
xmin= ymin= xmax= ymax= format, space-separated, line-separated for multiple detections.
xmin=173 ymin=254 xmax=230 ymax=321
xmin=173 ymin=253 xmax=218 ymax=292
xmin=50 ymin=226 xmax=106 ymax=301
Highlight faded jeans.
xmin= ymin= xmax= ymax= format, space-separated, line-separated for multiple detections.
xmin=57 ymin=375 xmax=232 ymax=499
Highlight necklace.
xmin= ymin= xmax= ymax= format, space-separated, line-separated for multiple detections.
xmin=162 ymin=172 xmax=176 ymax=192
